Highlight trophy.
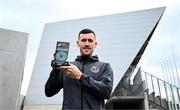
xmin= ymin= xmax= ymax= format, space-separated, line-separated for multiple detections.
xmin=51 ymin=41 xmax=70 ymax=67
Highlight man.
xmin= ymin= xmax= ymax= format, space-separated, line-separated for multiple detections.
xmin=45 ymin=28 xmax=113 ymax=109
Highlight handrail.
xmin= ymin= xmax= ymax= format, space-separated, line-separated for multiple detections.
xmin=131 ymin=67 xmax=180 ymax=110
xmin=111 ymin=66 xmax=180 ymax=110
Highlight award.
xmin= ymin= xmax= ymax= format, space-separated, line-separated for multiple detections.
xmin=51 ymin=41 xmax=70 ymax=67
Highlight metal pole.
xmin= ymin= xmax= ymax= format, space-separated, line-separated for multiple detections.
xmin=151 ymin=75 xmax=155 ymax=102
xmin=166 ymin=60 xmax=173 ymax=85
xmin=145 ymin=73 xmax=148 ymax=90
xmin=177 ymin=88 xmax=180 ymax=106
xmin=169 ymin=58 xmax=177 ymax=86
xmin=164 ymin=81 xmax=170 ymax=110
xmin=157 ymin=79 xmax=162 ymax=106
xmin=161 ymin=63 xmax=167 ymax=82
xmin=170 ymin=85 xmax=176 ymax=110
xmin=171 ymin=46 xmax=180 ymax=88
xmin=164 ymin=62 xmax=170 ymax=84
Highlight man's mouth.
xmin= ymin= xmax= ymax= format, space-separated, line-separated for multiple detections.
xmin=83 ymin=47 xmax=91 ymax=50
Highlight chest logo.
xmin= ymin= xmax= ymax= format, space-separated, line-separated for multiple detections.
xmin=90 ymin=66 xmax=100 ymax=73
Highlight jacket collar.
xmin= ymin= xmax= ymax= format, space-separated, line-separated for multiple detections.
xmin=75 ymin=55 xmax=99 ymax=62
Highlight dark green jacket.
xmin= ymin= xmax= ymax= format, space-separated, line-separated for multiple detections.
xmin=45 ymin=55 xmax=113 ymax=110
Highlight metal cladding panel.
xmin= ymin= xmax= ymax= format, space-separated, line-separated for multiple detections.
xmin=25 ymin=7 xmax=165 ymax=104
xmin=0 ymin=28 xmax=28 ymax=109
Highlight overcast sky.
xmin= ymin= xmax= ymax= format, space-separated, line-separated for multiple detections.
xmin=1 ymin=0 xmax=180 ymax=95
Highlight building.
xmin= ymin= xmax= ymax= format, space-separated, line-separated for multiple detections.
xmin=0 ymin=28 xmax=28 ymax=110
xmin=24 ymin=7 xmax=168 ymax=110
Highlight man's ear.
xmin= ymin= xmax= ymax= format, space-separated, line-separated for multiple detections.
xmin=76 ymin=41 xmax=80 ymax=47
xmin=94 ymin=42 xmax=97 ymax=48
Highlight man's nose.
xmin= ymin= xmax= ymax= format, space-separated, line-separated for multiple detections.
xmin=85 ymin=41 xmax=90 ymax=45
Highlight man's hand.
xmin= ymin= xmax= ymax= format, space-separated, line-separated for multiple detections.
xmin=55 ymin=64 xmax=82 ymax=80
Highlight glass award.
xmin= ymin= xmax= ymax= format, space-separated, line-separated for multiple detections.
xmin=51 ymin=41 xmax=70 ymax=67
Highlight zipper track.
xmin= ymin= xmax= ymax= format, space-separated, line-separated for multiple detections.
xmin=81 ymin=61 xmax=85 ymax=109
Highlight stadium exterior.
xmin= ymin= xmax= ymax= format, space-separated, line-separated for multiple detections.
xmin=23 ymin=7 xmax=179 ymax=110
xmin=0 ymin=28 xmax=28 ymax=110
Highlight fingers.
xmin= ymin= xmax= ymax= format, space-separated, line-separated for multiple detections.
xmin=65 ymin=69 xmax=75 ymax=79
xmin=66 ymin=68 xmax=72 ymax=73
xmin=61 ymin=68 xmax=72 ymax=74
xmin=53 ymin=63 xmax=76 ymax=79
xmin=54 ymin=64 xmax=79 ymax=79
xmin=60 ymin=63 xmax=73 ymax=68
xmin=53 ymin=66 xmax=61 ymax=70
xmin=60 ymin=66 xmax=71 ymax=69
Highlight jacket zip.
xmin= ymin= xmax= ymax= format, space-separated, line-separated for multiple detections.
xmin=81 ymin=60 xmax=85 ymax=109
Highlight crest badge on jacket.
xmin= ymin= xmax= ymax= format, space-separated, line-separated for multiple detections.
xmin=90 ymin=66 xmax=100 ymax=73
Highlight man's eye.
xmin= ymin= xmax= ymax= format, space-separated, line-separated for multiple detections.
xmin=81 ymin=39 xmax=87 ymax=42
xmin=88 ymin=39 xmax=93 ymax=42
xmin=81 ymin=39 xmax=94 ymax=42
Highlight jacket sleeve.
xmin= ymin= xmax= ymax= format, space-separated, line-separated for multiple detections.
xmin=45 ymin=69 xmax=63 ymax=97
xmin=79 ymin=63 xmax=113 ymax=99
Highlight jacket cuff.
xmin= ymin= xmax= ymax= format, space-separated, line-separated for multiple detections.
xmin=79 ymin=73 xmax=87 ymax=81
xmin=50 ymin=69 xmax=60 ymax=77
xmin=52 ymin=68 xmax=60 ymax=72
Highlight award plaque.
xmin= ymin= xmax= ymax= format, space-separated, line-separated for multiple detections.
xmin=51 ymin=41 xmax=70 ymax=67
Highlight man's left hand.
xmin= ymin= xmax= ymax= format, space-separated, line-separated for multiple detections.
xmin=59 ymin=64 xmax=82 ymax=80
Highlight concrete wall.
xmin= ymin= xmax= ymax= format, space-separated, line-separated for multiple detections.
xmin=0 ymin=28 xmax=28 ymax=110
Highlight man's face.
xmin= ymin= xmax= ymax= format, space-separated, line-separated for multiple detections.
xmin=77 ymin=33 xmax=97 ymax=56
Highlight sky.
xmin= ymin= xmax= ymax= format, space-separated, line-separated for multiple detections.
xmin=0 ymin=0 xmax=180 ymax=95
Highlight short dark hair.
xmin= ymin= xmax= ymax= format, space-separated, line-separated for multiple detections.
xmin=78 ymin=28 xmax=96 ymax=39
